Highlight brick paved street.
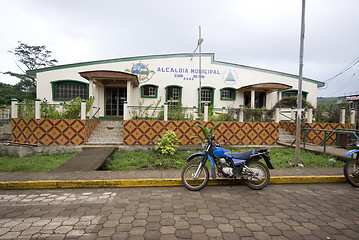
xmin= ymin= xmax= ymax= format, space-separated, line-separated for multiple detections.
xmin=0 ymin=184 xmax=358 ymax=239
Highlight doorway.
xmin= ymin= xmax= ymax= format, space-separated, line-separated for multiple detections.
xmin=105 ymin=87 xmax=127 ymax=117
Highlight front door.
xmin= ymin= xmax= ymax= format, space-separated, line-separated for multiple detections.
xmin=105 ymin=87 xmax=127 ymax=117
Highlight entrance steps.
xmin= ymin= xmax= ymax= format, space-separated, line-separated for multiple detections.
xmin=86 ymin=120 xmax=124 ymax=145
xmin=278 ymin=126 xmax=296 ymax=144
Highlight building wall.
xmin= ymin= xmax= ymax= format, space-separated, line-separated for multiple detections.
xmin=34 ymin=53 xmax=322 ymax=116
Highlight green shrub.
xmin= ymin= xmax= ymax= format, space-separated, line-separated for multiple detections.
xmin=155 ymin=130 xmax=181 ymax=155
xmin=17 ymin=99 xmax=35 ymax=120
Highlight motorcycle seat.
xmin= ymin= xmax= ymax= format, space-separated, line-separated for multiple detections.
xmin=232 ymin=150 xmax=252 ymax=160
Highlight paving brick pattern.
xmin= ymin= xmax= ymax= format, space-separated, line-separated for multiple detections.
xmin=0 ymin=184 xmax=358 ymax=239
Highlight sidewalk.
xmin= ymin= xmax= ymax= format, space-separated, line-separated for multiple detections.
xmin=0 ymin=167 xmax=347 ymax=190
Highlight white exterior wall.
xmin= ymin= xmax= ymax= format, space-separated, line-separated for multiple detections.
xmin=34 ymin=53 xmax=322 ymax=117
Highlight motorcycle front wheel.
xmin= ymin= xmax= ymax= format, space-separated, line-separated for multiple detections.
xmin=243 ymin=161 xmax=270 ymax=190
xmin=344 ymin=158 xmax=359 ymax=187
xmin=181 ymin=162 xmax=209 ymax=191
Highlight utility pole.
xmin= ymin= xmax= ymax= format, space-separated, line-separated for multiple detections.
xmin=191 ymin=26 xmax=204 ymax=112
xmin=199 ymin=26 xmax=202 ymax=112
xmin=295 ymin=0 xmax=306 ymax=166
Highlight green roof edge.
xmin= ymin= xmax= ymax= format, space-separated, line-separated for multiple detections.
xmin=26 ymin=53 xmax=324 ymax=87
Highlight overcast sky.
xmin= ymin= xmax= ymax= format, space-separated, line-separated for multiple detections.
xmin=1 ymin=0 xmax=358 ymax=97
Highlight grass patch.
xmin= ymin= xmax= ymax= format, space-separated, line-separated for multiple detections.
xmin=267 ymin=148 xmax=344 ymax=168
xmin=0 ymin=153 xmax=77 ymax=172
xmin=107 ymin=147 xmax=345 ymax=171
xmin=107 ymin=150 xmax=196 ymax=171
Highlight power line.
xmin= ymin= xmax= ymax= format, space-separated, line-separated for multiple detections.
xmin=319 ymin=56 xmax=359 ymax=91
xmin=330 ymin=70 xmax=359 ymax=95
xmin=325 ymin=56 xmax=359 ymax=83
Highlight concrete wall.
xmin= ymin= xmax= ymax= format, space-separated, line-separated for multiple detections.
xmin=0 ymin=144 xmax=83 ymax=157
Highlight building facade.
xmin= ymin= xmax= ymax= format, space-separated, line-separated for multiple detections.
xmin=28 ymin=53 xmax=324 ymax=118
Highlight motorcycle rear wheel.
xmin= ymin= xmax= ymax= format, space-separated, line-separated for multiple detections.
xmin=182 ymin=162 xmax=209 ymax=191
xmin=244 ymin=161 xmax=270 ymax=190
xmin=344 ymin=158 xmax=359 ymax=187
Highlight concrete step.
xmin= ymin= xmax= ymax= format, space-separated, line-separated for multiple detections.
xmin=278 ymin=126 xmax=295 ymax=143
xmin=87 ymin=120 xmax=124 ymax=144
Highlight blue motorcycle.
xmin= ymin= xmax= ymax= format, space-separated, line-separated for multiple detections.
xmin=181 ymin=136 xmax=275 ymax=191
xmin=344 ymin=149 xmax=359 ymax=187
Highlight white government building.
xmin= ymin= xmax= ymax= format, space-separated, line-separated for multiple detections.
xmin=28 ymin=53 xmax=324 ymax=119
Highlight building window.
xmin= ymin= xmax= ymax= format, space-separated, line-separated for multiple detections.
xmin=141 ymin=84 xmax=158 ymax=98
xmin=220 ymin=88 xmax=236 ymax=100
xmin=199 ymin=87 xmax=215 ymax=111
xmin=282 ymin=90 xmax=308 ymax=99
xmin=51 ymin=80 xmax=88 ymax=101
xmin=166 ymin=85 xmax=182 ymax=107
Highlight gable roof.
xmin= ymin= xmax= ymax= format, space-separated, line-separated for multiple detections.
xmin=26 ymin=53 xmax=324 ymax=87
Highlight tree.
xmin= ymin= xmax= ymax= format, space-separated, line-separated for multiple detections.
xmin=0 ymin=83 xmax=18 ymax=105
xmin=1 ymin=41 xmax=58 ymax=102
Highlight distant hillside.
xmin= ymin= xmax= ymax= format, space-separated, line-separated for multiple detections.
xmin=317 ymin=97 xmax=340 ymax=105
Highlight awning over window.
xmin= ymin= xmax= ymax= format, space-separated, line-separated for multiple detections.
xmin=79 ymin=70 xmax=139 ymax=87
xmin=238 ymin=82 xmax=292 ymax=91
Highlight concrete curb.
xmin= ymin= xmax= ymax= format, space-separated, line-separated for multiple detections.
xmin=0 ymin=175 xmax=346 ymax=190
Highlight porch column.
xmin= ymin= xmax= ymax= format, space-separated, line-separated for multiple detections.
xmin=89 ymin=79 xmax=94 ymax=97
xmin=94 ymin=81 xmax=99 ymax=113
xmin=88 ymin=80 xmax=95 ymax=118
xmin=127 ymin=80 xmax=131 ymax=106
xmin=238 ymin=91 xmax=244 ymax=106
xmin=251 ymin=90 xmax=255 ymax=109
xmin=265 ymin=92 xmax=271 ymax=109
xmin=277 ymin=90 xmax=282 ymax=102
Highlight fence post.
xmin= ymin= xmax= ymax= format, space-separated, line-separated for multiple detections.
xmin=164 ymin=102 xmax=168 ymax=121
xmin=35 ymin=98 xmax=41 ymax=119
xmin=261 ymin=108 xmax=266 ymax=122
xmin=350 ymin=108 xmax=356 ymax=124
xmin=11 ymin=99 xmax=18 ymax=119
xmin=204 ymin=104 xmax=209 ymax=122
xmin=290 ymin=107 xmax=295 ymax=122
xmin=275 ymin=108 xmax=280 ymax=123
xmin=340 ymin=107 xmax=345 ymax=124
xmin=123 ymin=101 xmax=128 ymax=120
xmin=307 ymin=108 xmax=313 ymax=123
xmin=81 ymin=100 xmax=86 ymax=120
xmin=239 ymin=105 xmax=244 ymax=122
xmin=193 ymin=106 xmax=198 ymax=120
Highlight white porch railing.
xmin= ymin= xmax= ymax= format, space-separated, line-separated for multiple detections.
xmin=11 ymin=98 xmax=96 ymax=120
xmin=123 ymin=102 xmax=354 ymax=124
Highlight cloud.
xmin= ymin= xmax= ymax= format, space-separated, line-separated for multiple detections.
xmin=1 ymin=0 xmax=358 ymax=97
